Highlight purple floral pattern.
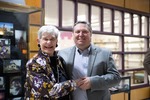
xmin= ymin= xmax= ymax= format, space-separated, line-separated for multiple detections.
xmin=24 ymin=50 xmax=76 ymax=100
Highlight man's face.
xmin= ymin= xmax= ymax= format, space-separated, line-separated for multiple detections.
xmin=73 ymin=23 xmax=91 ymax=50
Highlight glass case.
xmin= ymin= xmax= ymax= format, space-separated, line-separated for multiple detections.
xmin=110 ymin=76 xmax=131 ymax=100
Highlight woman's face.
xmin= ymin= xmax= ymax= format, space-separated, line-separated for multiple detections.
xmin=38 ymin=32 xmax=57 ymax=56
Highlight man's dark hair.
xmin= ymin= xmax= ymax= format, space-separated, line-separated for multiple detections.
xmin=73 ymin=21 xmax=92 ymax=33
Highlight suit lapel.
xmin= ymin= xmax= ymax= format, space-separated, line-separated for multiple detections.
xmin=87 ymin=46 xmax=97 ymax=76
xmin=67 ymin=46 xmax=76 ymax=77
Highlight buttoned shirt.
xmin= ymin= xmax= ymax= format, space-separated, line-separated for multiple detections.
xmin=72 ymin=46 xmax=90 ymax=100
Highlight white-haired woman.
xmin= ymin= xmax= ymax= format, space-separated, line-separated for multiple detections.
xmin=24 ymin=25 xmax=77 ymax=100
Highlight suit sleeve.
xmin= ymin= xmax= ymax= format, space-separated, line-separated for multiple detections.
xmin=89 ymin=49 xmax=121 ymax=91
xmin=143 ymin=48 xmax=150 ymax=75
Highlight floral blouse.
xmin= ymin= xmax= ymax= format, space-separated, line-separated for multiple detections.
xmin=24 ymin=50 xmax=76 ymax=100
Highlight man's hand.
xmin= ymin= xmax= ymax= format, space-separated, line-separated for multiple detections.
xmin=77 ymin=77 xmax=91 ymax=90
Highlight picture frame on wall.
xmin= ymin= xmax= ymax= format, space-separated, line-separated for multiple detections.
xmin=3 ymin=59 xmax=21 ymax=73
xmin=9 ymin=76 xmax=22 ymax=96
xmin=15 ymin=30 xmax=27 ymax=56
xmin=0 ymin=77 xmax=5 ymax=90
xmin=0 ymin=22 xmax=13 ymax=36
xmin=0 ymin=38 xmax=11 ymax=58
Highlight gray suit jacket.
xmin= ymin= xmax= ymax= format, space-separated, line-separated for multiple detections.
xmin=58 ymin=45 xmax=121 ymax=100
xmin=143 ymin=48 xmax=150 ymax=75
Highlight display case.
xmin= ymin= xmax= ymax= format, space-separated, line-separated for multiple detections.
xmin=0 ymin=1 xmax=42 ymax=99
xmin=110 ymin=76 xmax=131 ymax=100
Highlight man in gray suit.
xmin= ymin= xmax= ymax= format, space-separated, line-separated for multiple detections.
xmin=58 ymin=21 xmax=121 ymax=100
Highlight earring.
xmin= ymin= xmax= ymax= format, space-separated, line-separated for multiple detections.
xmin=56 ymin=44 xmax=58 ymax=47
xmin=38 ymin=44 xmax=40 ymax=47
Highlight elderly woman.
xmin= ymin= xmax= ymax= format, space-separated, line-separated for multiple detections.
xmin=24 ymin=25 xmax=77 ymax=100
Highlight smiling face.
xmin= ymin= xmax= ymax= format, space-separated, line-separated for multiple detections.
xmin=38 ymin=32 xmax=57 ymax=56
xmin=73 ymin=23 xmax=91 ymax=50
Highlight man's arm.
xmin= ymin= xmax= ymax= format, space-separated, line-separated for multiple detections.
xmin=143 ymin=48 xmax=150 ymax=75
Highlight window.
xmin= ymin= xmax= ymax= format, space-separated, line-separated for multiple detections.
xmin=92 ymin=34 xmax=121 ymax=51
xmin=124 ymin=54 xmax=144 ymax=69
xmin=77 ymin=3 xmax=88 ymax=21
xmin=103 ymin=8 xmax=112 ymax=32
xmin=141 ymin=16 xmax=148 ymax=36
xmin=124 ymin=37 xmax=145 ymax=52
xmin=62 ymin=0 xmax=74 ymax=27
xmin=133 ymin=14 xmax=140 ymax=35
xmin=124 ymin=13 xmax=131 ymax=34
xmin=114 ymin=11 xmax=122 ymax=33
xmin=91 ymin=6 xmax=101 ymax=31
xmin=45 ymin=0 xmax=58 ymax=26
xmin=112 ymin=54 xmax=122 ymax=70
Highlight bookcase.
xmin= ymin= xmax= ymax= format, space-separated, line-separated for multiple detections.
xmin=0 ymin=1 xmax=42 ymax=99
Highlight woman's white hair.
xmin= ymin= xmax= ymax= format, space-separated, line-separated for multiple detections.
xmin=37 ymin=25 xmax=60 ymax=39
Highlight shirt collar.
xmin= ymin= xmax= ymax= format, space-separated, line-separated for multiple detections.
xmin=76 ymin=45 xmax=91 ymax=55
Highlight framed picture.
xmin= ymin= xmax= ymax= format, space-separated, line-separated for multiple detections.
xmin=3 ymin=59 xmax=21 ymax=73
xmin=0 ymin=22 xmax=13 ymax=36
xmin=0 ymin=38 xmax=11 ymax=58
xmin=0 ymin=92 xmax=5 ymax=100
xmin=0 ymin=77 xmax=5 ymax=90
xmin=9 ymin=76 xmax=22 ymax=96
xmin=15 ymin=30 xmax=27 ymax=52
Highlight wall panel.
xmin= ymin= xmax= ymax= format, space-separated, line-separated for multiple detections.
xmin=95 ymin=0 xmax=125 ymax=7
xmin=95 ymin=0 xmax=150 ymax=13
xmin=25 ymin=0 xmax=42 ymax=8
xmin=111 ymin=93 xmax=125 ymax=100
xmin=29 ymin=12 xmax=42 ymax=25
xmin=29 ymin=52 xmax=38 ymax=59
xmin=125 ymin=0 xmax=150 ymax=13
xmin=130 ymin=87 xmax=150 ymax=100
xmin=29 ymin=26 xmax=40 ymax=51
xmin=25 ymin=0 xmax=43 ymax=25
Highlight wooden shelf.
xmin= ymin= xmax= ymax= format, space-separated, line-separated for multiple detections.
xmin=0 ymin=1 xmax=42 ymax=13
